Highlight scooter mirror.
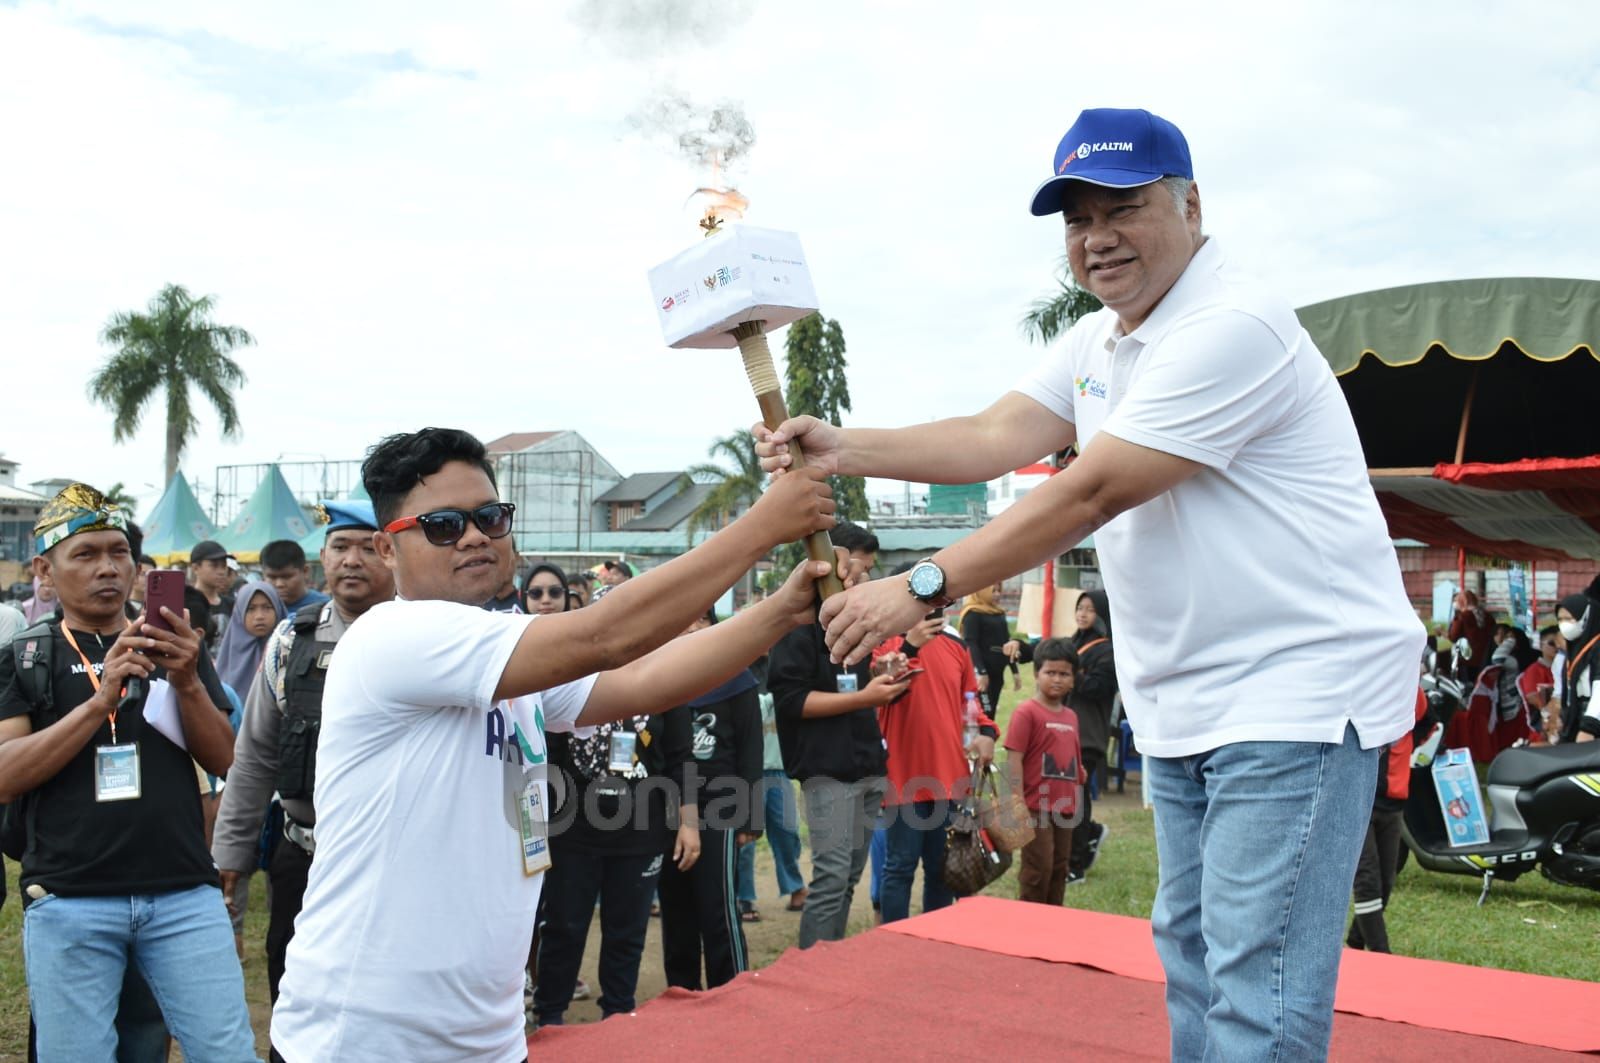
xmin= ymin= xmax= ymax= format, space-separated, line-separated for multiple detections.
xmin=1454 ymin=636 xmax=1473 ymax=662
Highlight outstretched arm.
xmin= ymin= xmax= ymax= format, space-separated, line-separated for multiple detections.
xmin=579 ymin=561 xmax=833 ymax=725
xmin=818 ymin=431 xmax=1203 ymax=665
xmin=755 ymin=392 xmax=1074 ymax=486
xmin=495 ymin=469 xmax=834 ymax=702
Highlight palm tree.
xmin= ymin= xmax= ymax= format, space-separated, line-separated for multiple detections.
xmin=685 ymin=429 xmax=766 ymax=545
xmin=1019 ymin=257 xmax=1103 ymax=345
xmin=102 ymin=482 xmax=138 ymax=517
xmin=88 ymin=284 xmax=255 ymax=484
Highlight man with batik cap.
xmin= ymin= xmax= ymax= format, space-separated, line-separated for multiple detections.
xmin=757 ymin=107 xmax=1425 ymax=1060
xmin=0 ymin=484 xmax=258 ymax=1061
xmin=211 ymin=499 xmax=396 ymax=1001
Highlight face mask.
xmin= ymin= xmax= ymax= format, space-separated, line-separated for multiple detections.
xmin=1559 ymin=619 xmax=1585 ymax=642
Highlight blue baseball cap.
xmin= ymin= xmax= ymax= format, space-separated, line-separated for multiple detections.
xmin=1028 ymin=108 xmax=1194 ymax=217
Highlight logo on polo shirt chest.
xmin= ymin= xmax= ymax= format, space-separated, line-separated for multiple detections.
xmin=1075 ymin=375 xmax=1108 ymax=399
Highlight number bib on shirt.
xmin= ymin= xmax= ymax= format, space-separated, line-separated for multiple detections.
xmin=95 ymin=743 xmax=142 ymax=802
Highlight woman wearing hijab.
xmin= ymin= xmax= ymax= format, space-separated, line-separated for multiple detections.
xmin=960 ymin=582 xmax=1016 ymax=717
xmin=20 ymin=575 xmax=56 ymax=624
xmin=1069 ymin=590 xmax=1117 ymax=883
xmin=214 ymin=580 xmax=287 ymax=701
xmin=1556 ymin=576 xmax=1600 ymax=743
xmin=522 ymin=563 xmax=570 ymax=617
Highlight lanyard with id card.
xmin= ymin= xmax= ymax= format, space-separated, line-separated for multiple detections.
xmin=517 ymin=776 xmax=552 ymax=876
xmin=836 ymin=671 xmax=859 ymax=694
xmin=607 ymin=729 xmax=638 ymax=774
xmin=62 ymin=627 xmax=142 ymax=802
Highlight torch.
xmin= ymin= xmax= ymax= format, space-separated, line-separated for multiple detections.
xmin=649 ymin=223 xmax=845 ymax=599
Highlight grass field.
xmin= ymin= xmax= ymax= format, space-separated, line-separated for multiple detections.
xmin=3 ymin=678 xmax=1597 ymax=1058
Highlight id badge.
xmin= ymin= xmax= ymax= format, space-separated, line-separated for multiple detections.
xmin=836 ymin=672 xmax=859 ymax=694
xmin=95 ymin=744 xmax=142 ymax=802
xmin=518 ymin=779 xmax=552 ymax=876
xmin=607 ymin=730 xmax=637 ymax=773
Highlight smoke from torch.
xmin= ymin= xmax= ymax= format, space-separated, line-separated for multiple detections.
xmin=629 ymin=90 xmax=756 ymax=234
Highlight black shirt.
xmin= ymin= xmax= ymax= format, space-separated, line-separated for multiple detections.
xmin=545 ymin=706 xmax=691 ymax=856
xmin=679 ymin=680 xmax=763 ymax=831
xmin=0 ymin=621 xmax=231 ymax=897
xmin=769 ymin=623 xmax=886 ymax=784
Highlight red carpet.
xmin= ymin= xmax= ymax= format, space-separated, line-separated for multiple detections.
xmin=531 ymin=898 xmax=1599 ymax=1060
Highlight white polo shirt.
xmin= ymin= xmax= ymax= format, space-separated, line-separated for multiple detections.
xmin=1016 ymin=238 xmax=1424 ymax=758
xmin=271 ymin=599 xmax=595 ymax=1063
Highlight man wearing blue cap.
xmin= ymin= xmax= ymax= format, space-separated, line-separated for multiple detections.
xmin=756 ymin=108 xmax=1424 ymax=1059
xmin=211 ymin=499 xmax=396 ymax=1001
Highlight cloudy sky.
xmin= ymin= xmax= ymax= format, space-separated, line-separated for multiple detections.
xmin=2 ymin=0 xmax=1597 ymax=519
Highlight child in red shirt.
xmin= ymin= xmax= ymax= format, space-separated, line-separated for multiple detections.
xmin=1004 ymin=638 xmax=1082 ymax=905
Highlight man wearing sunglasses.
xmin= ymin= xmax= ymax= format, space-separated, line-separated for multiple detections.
xmin=270 ymin=427 xmax=837 ymax=1063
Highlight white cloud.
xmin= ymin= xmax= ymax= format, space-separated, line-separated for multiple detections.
xmin=2 ymin=0 xmax=1596 ymax=521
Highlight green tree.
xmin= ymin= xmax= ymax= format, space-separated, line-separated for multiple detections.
xmin=783 ymin=314 xmax=868 ymax=521
xmin=1020 ymin=258 xmax=1102 ymax=345
xmin=102 ymin=482 xmax=138 ymax=518
xmin=88 ymin=284 xmax=255 ymax=485
xmin=685 ymin=429 xmax=766 ymax=545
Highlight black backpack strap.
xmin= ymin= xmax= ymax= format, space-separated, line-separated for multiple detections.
xmin=10 ymin=619 xmax=58 ymax=717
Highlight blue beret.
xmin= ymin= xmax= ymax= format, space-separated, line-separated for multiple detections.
xmin=321 ymin=500 xmax=377 ymax=533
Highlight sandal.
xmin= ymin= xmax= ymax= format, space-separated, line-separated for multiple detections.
xmin=738 ymin=900 xmax=762 ymax=923
xmin=785 ymin=889 xmax=808 ymax=912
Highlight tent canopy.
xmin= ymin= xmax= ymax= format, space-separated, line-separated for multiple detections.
xmin=222 ymin=466 xmax=313 ymax=564
xmin=1297 ymin=278 xmax=1600 ymax=561
xmin=140 ymin=472 xmax=218 ymax=565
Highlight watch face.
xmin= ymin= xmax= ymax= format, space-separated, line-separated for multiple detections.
xmin=908 ymin=563 xmax=943 ymax=598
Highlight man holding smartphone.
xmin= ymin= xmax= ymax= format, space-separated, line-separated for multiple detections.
xmin=869 ymin=577 xmax=995 ymax=924
xmin=0 ymin=483 xmax=257 ymax=1060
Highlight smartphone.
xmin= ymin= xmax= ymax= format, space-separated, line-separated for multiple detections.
xmin=895 ymin=667 xmax=925 ymax=680
xmin=144 ymin=570 xmax=186 ymax=632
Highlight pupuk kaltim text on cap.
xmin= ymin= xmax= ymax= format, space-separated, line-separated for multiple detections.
xmin=1029 ymin=107 xmax=1194 ymax=217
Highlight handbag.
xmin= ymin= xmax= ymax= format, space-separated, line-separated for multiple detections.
xmin=941 ymin=776 xmax=1013 ymax=897
xmin=974 ymin=763 xmax=1035 ymax=854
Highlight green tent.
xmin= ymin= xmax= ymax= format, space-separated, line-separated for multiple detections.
xmin=222 ymin=466 xmax=314 ymax=564
xmin=140 ymin=472 xmax=219 ymax=565
xmin=1296 ymin=277 xmax=1600 ymax=561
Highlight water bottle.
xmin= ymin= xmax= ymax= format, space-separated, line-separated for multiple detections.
xmin=963 ymin=690 xmax=980 ymax=750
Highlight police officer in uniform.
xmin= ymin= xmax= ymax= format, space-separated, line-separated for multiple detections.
xmin=210 ymin=501 xmax=395 ymax=1000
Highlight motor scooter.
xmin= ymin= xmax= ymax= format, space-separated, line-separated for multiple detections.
xmin=1402 ymin=639 xmax=1600 ymax=902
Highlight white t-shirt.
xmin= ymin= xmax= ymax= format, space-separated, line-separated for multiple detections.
xmin=271 ymin=599 xmax=596 ymax=1063
xmin=1016 ymin=238 xmax=1425 ymax=758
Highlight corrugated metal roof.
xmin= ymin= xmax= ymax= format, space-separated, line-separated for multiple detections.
xmin=594 ymin=472 xmax=685 ymax=505
xmin=621 ymin=483 xmax=718 ymax=531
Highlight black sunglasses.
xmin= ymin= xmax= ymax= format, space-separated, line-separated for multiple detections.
xmin=524 ymin=585 xmax=566 ymax=600
xmin=384 ymin=502 xmax=516 ymax=546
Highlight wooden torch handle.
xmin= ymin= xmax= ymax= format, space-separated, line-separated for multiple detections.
xmin=732 ymin=320 xmax=845 ymax=599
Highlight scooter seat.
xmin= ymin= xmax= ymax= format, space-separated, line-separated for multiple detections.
xmin=1486 ymin=741 xmax=1600 ymax=790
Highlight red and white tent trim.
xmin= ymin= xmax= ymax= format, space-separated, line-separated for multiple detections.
xmin=1372 ymin=456 xmax=1600 ymax=563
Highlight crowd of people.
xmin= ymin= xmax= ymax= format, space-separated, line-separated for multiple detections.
xmin=6 ymin=105 xmax=1597 ymax=1063
xmin=0 ymin=430 xmax=1129 ymax=1062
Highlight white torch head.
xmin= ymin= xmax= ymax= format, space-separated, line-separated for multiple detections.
xmin=648 ymin=225 xmax=819 ymax=349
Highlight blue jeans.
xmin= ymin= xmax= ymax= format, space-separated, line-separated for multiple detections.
xmin=868 ymin=826 xmax=886 ymax=905
xmin=1146 ymin=724 xmax=1377 ymax=1062
xmin=736 ymin=770 xmax=807 ymax=902
xmin=879 ymin=799 xmax=954 ymax=924
xmin=23 ymin=884 xmax=259 ymax=1062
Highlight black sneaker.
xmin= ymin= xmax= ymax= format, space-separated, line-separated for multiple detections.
xmin=1065 ymin=870 xmax=1086 ymax=886
xmin=1084 ymin=822 xmax=1109 ymax=870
